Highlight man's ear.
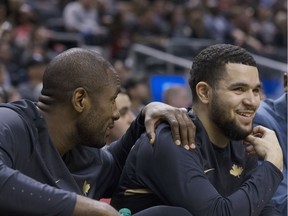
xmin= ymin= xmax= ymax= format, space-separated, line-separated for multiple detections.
xmin=196 ymin=81 xmax=211 ymax=104
xmin=72 ymin=88 xmax=89 ymax=113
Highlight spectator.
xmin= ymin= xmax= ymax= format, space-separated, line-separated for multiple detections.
xmin=63 ymin=0 xmax=108 ymax=45
xmin=0 ymin=0 xmax=12 ymax=40
xmin=17 ymin=55 xmax=47 ymax=101
xmin=0 ymin=60 xmax=20 ymax=102
xmin=13 ymin=3 xmax=37 ymax=48
xmin=106 ymin=88 xmax=135 ymax=145
xmin=124 ymin=75 xmax=150 ymax=116
xmin=163 ymin=85 xmax=192 ymax=108
xmin=113 ymin=59 xmax=131 ymax=85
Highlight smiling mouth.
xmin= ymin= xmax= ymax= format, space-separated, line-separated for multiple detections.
xmin=237 ymin=112 xmax=253 ymax=117
xmin=236 ymin=110 xmax=255 ymax=124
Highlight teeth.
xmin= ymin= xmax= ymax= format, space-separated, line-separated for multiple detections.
xmin=238 ymin=112 xmax=252 ymax=117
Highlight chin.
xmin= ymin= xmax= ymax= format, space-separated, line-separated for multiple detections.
xmin=242 ymin=124 xmax=253 ymax=134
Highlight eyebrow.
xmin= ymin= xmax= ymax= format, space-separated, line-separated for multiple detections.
xmin=229 ymin=82 xmax=262 ymax=89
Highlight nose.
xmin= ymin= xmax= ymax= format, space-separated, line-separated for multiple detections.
xmin=243 ymin=90 xmax=260 ymax=108
xmin=112 ymin=104 xmax=120 ymax=121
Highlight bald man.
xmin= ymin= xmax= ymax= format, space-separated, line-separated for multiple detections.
xmin=0 ymin=48 xmax=195 ymax=215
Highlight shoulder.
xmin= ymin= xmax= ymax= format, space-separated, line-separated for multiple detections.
xmin=0 ymin=101 xmax=40 ymax=164
xmin=133 ymin=122 xmax=198 ymax=166
xmin=0 ymin=100 xmax=39 ymax=124
xmin=0 ymin=100 xmax=44 ymax=146
xmin=254 ymin=99 xmax=275 ymax=125
xmin=254 ymin=95 xmax=286 ymax=126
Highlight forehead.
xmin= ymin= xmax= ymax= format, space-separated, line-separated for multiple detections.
xmin=101 ymin=67 xmax=120 ymax=87
xmin=220 ymin=63 xmax=260 ymax=86
xmin=97 ymin=68 xmax=120 ymax=97
xmin=97 ymin=82 xmax=119 ymax=102
xmin=116 ymin=93 xmax=131 ymax=108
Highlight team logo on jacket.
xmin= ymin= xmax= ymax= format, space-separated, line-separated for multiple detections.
xmin=82 ymin=180 xmax=91 ymax=196
xmin=230 ymin=164 xmax=243 ymax=178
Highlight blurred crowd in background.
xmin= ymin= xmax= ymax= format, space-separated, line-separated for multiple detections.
xmin=0 ymin=0 xmax=287 ymax=107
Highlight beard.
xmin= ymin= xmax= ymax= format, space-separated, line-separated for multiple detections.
xmin=209 ymin=94 xmax=252 ymax=140
xmin=76 ymin=112 xmax=107 ymax=149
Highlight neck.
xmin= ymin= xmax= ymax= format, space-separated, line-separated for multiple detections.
xmin=37 ymin=103 xmax=76 ymax=156
xmin=194 ymin=106 xmax=229 ymax=148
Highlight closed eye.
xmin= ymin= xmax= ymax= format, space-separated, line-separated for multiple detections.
xmin=252 ymin=86 xmax=261 ymax=94
xmin=233 ymin=87 xmax=245 ymax=93
xmin=119 ymin=107 xmax=129 ymax=116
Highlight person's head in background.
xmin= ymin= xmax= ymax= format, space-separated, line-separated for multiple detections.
xmin=124 ymin=75 xmax=150 ymax=115
xmin=26 ymin=56 xmax=47 ymax=85
xmin=189 ymin=44 xmax=261 ymax=142
xmin=0 ymin=61 xmax=21 ymax=102
xmin=17 ymin=56 xmax=47 ymax=101
xmin=113 ymin=60 xmax=131 ymax=86
xmin=106 ymin=88 xmax=135 ymax=145
xmin=163 ymin=85 xmax=192 ymax=108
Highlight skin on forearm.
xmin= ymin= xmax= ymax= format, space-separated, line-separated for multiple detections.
xmin=73 ymin=195 xmax=120 ymax=216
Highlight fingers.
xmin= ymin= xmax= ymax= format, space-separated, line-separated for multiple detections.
xmin=169 ymin=109 xmax=196 ymax=150
xmin=177 ymin=108 xmax=188 ymax=147
xmin=245 ymin=126 xmax=283 ymax=171
xmin=185 ymin=113 xmax=196 ymax=149
xmin=145 ymin=117 xmax=157 ymax=144
xmin=167 ymin=114 xmax=182 ymax=146
xmin=246 ymin=126 xmax=275 ymax=146
xmin=244 ymin=143 xmax=257 ymax=155
xmin=142 ymin=102 xmax=196 ymax=150
xmin=251 ymin=125 xmax=270 ymax=137
xmin=244 ymin=134 xmax=258 ymax=145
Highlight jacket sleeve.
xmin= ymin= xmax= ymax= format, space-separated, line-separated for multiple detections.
xmin=135 ymin=125 xmax=283 ymax=216
xmin=0 ymin=107 xmax=76 ymax=216
xmin=107 ymin=111 xmax=146 ymax=171
xmin=259 ymin=202 xmax=281 ymax=216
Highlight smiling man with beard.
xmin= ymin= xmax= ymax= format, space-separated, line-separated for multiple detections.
xmin=111 ymin=44 xmax=283 ymax=216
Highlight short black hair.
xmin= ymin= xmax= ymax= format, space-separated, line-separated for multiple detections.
xmin=189 ymin=44 xmax=257 ymax=103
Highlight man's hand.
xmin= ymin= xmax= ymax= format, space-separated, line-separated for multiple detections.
xmin=244 ymin=126 xmax=283 ymax=172
xmin=73 ymin=195 xmax=120 ymax=216
xmin=142 ymin=102 xmax=196 ymax=150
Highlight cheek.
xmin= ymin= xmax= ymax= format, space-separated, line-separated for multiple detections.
xmin=89 ymin=108 xmax=108 ymax=131
xmin=219 ymin=96 xmax=239 ymax=112
xmin=116 ymin=118 xmax=130 ymax=130
xmin=111 ymin=122 xmax=125 ymax=137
